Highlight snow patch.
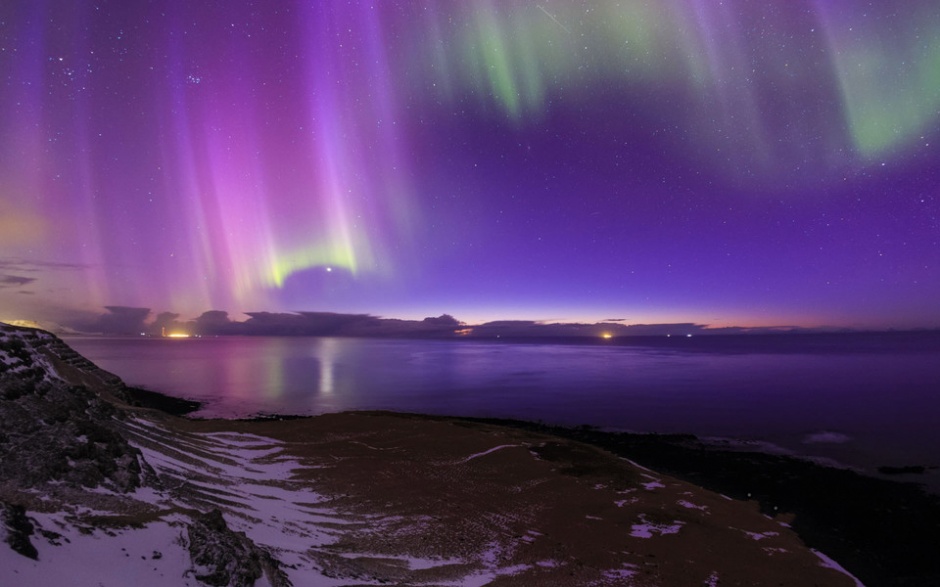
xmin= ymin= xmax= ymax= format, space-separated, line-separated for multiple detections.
xmin=629 ymin=515 xmax=685 ymax=538
xmin=742 ymin=530 xmax=779 ymax=541
xmin=458 ymin=444 xmax=518 ymax=464
xmin=620 ymin=457 xmax=654 ymax=473
xmin=602 ymin=564 xmax=639 ymax=580
xmin=640 ymin=473 xmax=665 ymax=490
xmin=677 ymin=499 xmax=708 ymax=511
xmin=2 ymin=515 xmax=193 ymax=587
xmin=812 ymin=549 xmax=866 ymax=586
xmin=520 ymin=530 xmax=542 ymax=544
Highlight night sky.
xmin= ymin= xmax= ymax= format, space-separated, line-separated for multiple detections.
xmin=2 ymin=1 xmax=939 ymax=330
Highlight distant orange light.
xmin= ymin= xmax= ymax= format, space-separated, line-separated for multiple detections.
xmin=166 ymin=332 xmax=191 ymax=338
xmin=454 ymin=328 xmax=474 ymax=336
xmin=601 ymin=332 xmax=613 ymax=339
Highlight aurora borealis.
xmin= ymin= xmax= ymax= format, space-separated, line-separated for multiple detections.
xmin=2 ymin=1 xmax=939 ymax=329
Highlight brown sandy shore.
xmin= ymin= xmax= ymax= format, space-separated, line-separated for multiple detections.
xmin=3 ymin=323 xmax=938 ymax=586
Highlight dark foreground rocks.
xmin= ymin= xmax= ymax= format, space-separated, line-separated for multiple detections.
xmin=0 ymin=372 xmax=146 ymax=492
xmin=0 ymin=501 xmax=37 ymax=560
xmin=187 ymin=509 xmax=291 ymax=587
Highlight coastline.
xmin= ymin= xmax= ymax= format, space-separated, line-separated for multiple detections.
xmin=3 ymin=323 xmax=938 ymax=585
xmin=61 ymin=331 xmax=940 ymax=487
xmin=120 ymin=381 xmax=940 ymax=585
xmin=86 ymin=351 xmax=940 ymax=584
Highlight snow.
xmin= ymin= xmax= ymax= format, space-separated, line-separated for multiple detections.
xmin=404 ymin=555 xmax=464 ymax=571
xmin=640 ymin=473 xmax=666 ymax=490
xmin=620 ymin=457 xmax=654 ymax=473
xmin=520 ymin=529 xmax=542 ymax=543
xmin=677 ymin=499 xmax=708 ymax=511
xmin=741 ymin=530 xmax=779 ymax=541
xmin=1 ymin=514 xmax=195 ymax=587
xmin=114 ymin=418 xmax=547 ymax=585
xmin=432 ymin=541 xmax=533 ymax=587
xmin=629 ymin=515 xmax=685 ymax=538
xmin=602 ymin=566 xmax=639 ymax=580
xmin=812 ymin=549 xmax=867 ymax=587
xmin=458 ymin=444 xmax=518 ymax=463
xmin=124 ymin=418 xmax=350 ymax=575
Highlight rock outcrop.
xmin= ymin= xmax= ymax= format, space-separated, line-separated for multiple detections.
xmin=0 ymin=324 xmax=146 ymax=492
xmin=187 ymin=509 xmax=292 ymax=587
xmin=0 ymin=501 xmax=37 ymax=560
xmin=0 ymin=371 xmax=145 ymax=492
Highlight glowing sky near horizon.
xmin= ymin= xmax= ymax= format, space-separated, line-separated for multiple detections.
xmin=2 ymin=1 xmax=939 ymax=329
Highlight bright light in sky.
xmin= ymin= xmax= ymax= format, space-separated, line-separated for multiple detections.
xmin=1 ymin=1 xmax=939 ymax=330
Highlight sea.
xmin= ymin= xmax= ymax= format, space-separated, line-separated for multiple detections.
xmin=65 ymin=332 xmax=940 ymax=490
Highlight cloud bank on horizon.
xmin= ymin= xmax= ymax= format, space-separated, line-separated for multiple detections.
xmin=59 ymin=306 xmax=788 ymax=339
xmin=1 ymin=1 xmax=939 ymax=329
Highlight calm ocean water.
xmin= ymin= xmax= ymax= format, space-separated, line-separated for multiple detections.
xmin=66 ymin=333 xmax=940 ymax=486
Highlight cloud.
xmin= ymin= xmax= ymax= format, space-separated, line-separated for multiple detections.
xmin=237 ymin=312 xmax=384 ymax=336
xmin=422 ymin=314 xmax=461 ymax=327
xmin=191 ymin=311 xmax=466 ymax=337
xmin=0 ymin=258 xmax=90 ymax=272
xmin=0 ymin=275 xmax=37 ymax=288
xmin=194 ymin=310 xmax=234 ymax=335
xmin=56 ymin=306 xmax=853 ymax=340
xmin=81 ymin=306 xmax=152 ymax=335
xmin=466 ymin=321 xmax=711 ymax=338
